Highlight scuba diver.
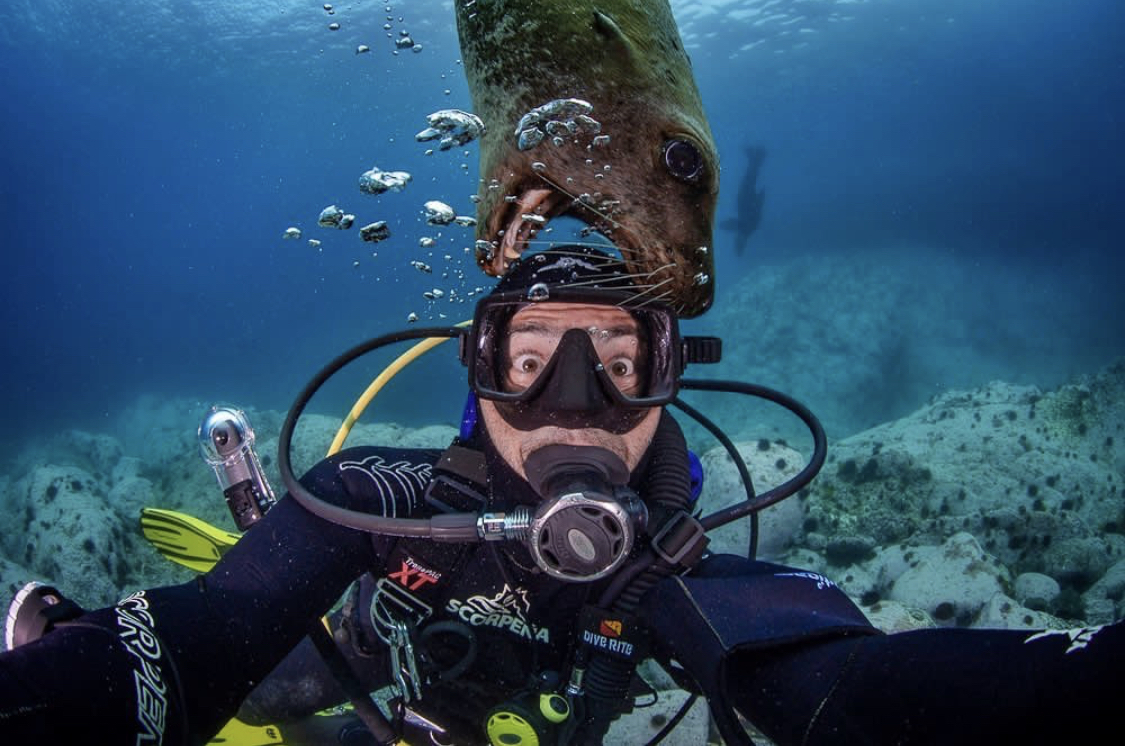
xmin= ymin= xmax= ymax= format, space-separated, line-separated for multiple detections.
xmin=0 ymin=246 xmax=1121 ymax=745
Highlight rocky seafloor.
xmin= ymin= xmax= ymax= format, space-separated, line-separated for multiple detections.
xmin=704 ymin=358 xmax=1125 ymax=632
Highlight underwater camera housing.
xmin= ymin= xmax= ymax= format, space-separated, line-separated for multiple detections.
xmin=199 ymin=405 xmax=277 ymax=531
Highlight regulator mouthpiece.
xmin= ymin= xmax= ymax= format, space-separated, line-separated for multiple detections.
xmin=523 ymin=446 xmax=646 ymax=582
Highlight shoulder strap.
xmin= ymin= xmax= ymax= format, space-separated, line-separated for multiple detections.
xmin=423 ymin=444 xmax=489 ymax=514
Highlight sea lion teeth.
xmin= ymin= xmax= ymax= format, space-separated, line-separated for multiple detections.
xmin=497 ymin=187 xmax=559 ymax=269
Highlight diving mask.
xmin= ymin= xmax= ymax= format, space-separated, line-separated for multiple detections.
xmin=463 ymin=285 xmax=713 ymax=433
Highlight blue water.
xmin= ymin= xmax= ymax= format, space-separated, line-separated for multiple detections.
xmin=1 ymin=0 xmax=1122 ymax=451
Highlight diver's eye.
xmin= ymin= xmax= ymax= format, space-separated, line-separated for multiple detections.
xmin=514 ymin=354 xmax=542 ymax=376
xmin=607 ymin=357 xmax=635 ymax=378
xmin=663 ymin=139 xmax=704 ymax=183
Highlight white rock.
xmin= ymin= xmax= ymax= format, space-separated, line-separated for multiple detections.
xmin=605 ymin=685 xmax=710 ymax=744
xmin=889 ymin=532 xmax=1009 ymax=626
xmin=1013 ymin=572 xmax=1061 ymax=608
xmin=700 ymin=440 xmax=805 ymax=560
xmin=1084 ymin=558 xmax=1125 ymax=624
xmin=833 ymin=563 xmax=877 ymax=600
xmin=862 ymin=599 xmax=935 ymax=634
xmin=780 ymin=547 xmax=827 ymax=575
xmin=13 ymin=464 xmax=127 ymax=606
xmin=975 ymin=592 xmax=1068 ymax=630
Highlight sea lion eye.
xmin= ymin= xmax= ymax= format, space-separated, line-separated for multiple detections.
xmin=663 ymin=139 xmax=704 ymax=183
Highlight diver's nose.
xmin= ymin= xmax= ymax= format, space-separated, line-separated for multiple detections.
xmin=542 ymin=329 xmax=615 ymax=413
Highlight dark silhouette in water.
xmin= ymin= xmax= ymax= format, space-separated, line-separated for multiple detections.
xmin=721 ymin=145 xmax=766 ymax=255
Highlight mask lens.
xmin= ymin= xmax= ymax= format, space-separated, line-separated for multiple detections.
xmin=506 ymin=317 xmax=644 ymax=397
xmin=470 ymin=298 xmax=679 ymax=405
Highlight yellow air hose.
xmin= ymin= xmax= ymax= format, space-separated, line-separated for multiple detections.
xmin=327 ymin=321 xmax=471 ymax=455
xmin=316 ymin=320 xmax=470 ymax=745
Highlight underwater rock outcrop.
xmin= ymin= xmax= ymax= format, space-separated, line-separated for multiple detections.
xmin=700 ymin=359 xmax=1125 ymax=629
xmin=0 ymin=403 xmax=459 ymax=607
xmin=3 ymin=463 xmax=131 ymax=607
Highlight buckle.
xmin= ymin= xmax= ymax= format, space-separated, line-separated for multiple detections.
xmin=683 ymin=336 xmax=722 ymax=364
xmin=650 ymin=511 xmax=708 ymax=568
xmin=424 ymin=445 xmax=488 ymax=513
xmin=370 ymin=577 xmax=433 ymax=645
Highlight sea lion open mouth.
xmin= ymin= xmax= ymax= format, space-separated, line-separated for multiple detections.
xmin=492 ymin=187 xmax=568 ymax=270
xmin=455 ymin=1 xmax=720 ymax=317
xmin=490 ymin=182 xmax=625 ymax=271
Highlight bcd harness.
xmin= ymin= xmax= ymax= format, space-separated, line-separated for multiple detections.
xmin=329 ymin=439 xmax=710 ymax=745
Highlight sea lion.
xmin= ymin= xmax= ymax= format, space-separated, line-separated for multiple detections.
xmin=455 ymin=0 xmax=719 ymax=317
xmin=721 ymin=145 xmax=767 ymax=256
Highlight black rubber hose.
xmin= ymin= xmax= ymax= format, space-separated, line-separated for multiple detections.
xmin=644 ymin=692 xmax=698 ymax=746
xmin=679 ymin=379 xmax=827 ymax=532
xmin=641 ymin=410 xmax=695 ymax=513
xmin=576 ymin=414 xmax=698 ymax=744
xmin=277 ymin=327 xmax=481 ymax=539
xmin=307 ymin=622 xmax=398 ymax=745
xmin=672 ymin=395 xmax=761 ymax=558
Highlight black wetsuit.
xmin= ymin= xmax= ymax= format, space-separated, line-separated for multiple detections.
xmin=0 ymin=418 xmax=1121 ymax=744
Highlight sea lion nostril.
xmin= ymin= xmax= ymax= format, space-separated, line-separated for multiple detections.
xmin=663 ymin=139 xmax=704 ymax=182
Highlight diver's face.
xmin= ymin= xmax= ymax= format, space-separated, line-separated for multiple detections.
xmin=479 ymin=302 xmax=662 ymax=482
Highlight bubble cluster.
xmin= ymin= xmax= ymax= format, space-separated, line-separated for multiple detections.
xmin=358 ymin=166 xmax=412 ymax=195
xmin=515 ymin=99 xmax=601 ymax=151
xmin=423 ymin=201 xmax=457 ymax=226
xmin=415 ymin=109 xmax=486 ymax=151
xmin=359 ymin=221 xmax=391 ymax=243
xmin=317 ymin=205 xmax=355 ymax=229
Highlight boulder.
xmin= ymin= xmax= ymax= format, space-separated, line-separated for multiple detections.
xmin=700 ymin=439 xmax=806 ymax=559
xmin=10 ymin=464 xmax=128 ymax=607
xmin=889 ymin=533 xmax=1009 ymax=627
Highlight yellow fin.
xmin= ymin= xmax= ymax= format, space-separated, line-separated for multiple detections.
xmin=140 ymin=507 xmax=241 ymax=574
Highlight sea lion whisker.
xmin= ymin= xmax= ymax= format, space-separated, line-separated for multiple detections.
xmin=636 ymin=262 xmax=678 ymax=282
xmin=609 ymin=244 xmax=645 ymax=258
xmin=531 ymin=170 xmax=624 ymax=231
xmin=614 ymin=287 xmax=675 ymax=309
xmin=635 ymin=276 xmax=674 ymax=294
xmin=627 ymin=278 xmax=677 ymax=306
xmin=519 ymin=238 xmax=617 ymax=251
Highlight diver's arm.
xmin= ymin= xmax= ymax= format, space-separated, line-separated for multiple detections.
xmin=729 ymin=620 xmax=1123 ymax=745
xmin=0 ymin=454 xmax=382 ymax=745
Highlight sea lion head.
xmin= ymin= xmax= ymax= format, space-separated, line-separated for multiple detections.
xmin=457 ymin=3 xmax=719 ymax=317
